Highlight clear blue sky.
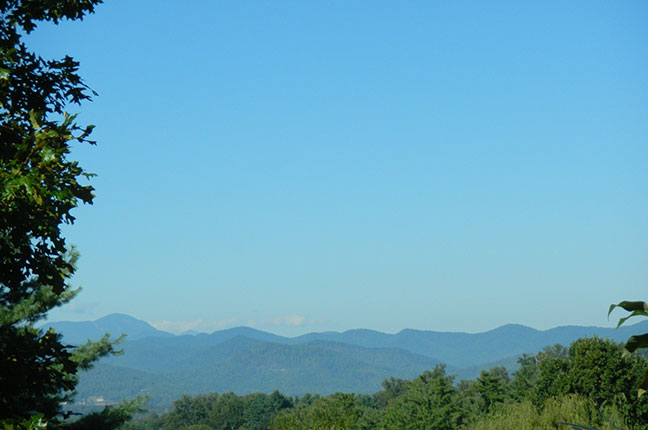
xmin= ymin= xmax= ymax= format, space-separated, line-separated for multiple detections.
xmin=29 ymin=1 xmax=647 ymax=336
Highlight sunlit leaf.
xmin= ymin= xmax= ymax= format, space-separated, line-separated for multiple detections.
xmin=638 ymin=371 xmax=648 ymax=398
xmin=28 ymin=110 xmax=41 ymax=129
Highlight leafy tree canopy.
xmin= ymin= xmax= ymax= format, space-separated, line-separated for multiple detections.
xmin=0 ymin=1 xmax=137 ymax=428
xmin=382 ymin=365 xmax=464 ymax=430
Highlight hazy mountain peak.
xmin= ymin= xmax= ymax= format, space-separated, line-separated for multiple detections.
xmin=95 ymin=313 xmax=147 ymax=325
xmin=207 ymin=326 xmax=289 ymax=344
xmin=43 ymin=313 xmax=172 ymax=345
xmin=486 ymin=323 xmax=539 ymax=334
xmin=96 ymin=312 xmax=134 ymax=320
xmin=217 ymin=326 xmax=268 ymax=335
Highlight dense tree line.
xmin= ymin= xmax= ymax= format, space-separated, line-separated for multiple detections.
xmin=122 ymin=336 xmax=648 ymax=430
xmin=122 ymin=391 xmax=294 ymax=430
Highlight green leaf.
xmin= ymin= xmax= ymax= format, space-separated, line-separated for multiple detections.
xmin=625 ymin=333 xmax=648 ymax=353
xmin=638 ymin=371 xmax=648 ymax=397
xmin=29 ymin=111 xmax=41 ymax=129
xmin=40 ymin=147 xmax=56 ymax=163
xmin=608 ymin=300 xmax=648 ymax=318
xmin=615 ymin=310 xmax=648 ymax=328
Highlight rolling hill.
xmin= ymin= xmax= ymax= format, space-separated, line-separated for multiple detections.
xmin=76 ymin=337 xmax=441 ymax=407
xmin=48 ymin=313 xmax=648 ymax=406
xmin=42 ymin=313 xmax=173 ymax=345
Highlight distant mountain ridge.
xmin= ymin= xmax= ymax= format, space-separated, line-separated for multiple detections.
xmin=47 ymin=313 xmax=648 ymax=407
xmin=42 ymin=313 xmax=174 ymax=345
xmin=45 ymin=313 xmax=648 ymax=369
xmin=296 ymin=321 xmax=648 ymax=367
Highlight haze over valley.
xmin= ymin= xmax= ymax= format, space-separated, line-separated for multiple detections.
xmin=45 ymin=313 xmax=648 ymax=407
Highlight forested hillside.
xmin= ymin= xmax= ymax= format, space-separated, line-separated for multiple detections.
xmin=120 ymin=337 xmax=648 ymax=430
xmin=54 ymin=314 xmax=648 ymax=407
xmin=76 ymin=339 xmax=441 ymax=407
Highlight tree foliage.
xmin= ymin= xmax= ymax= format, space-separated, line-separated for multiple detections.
xmin=475 ymin=367 xmax=509 ymax=414
xmin=381 ymin=365 xmax=464 ymax=430
xmin=0 ymin=1 xmax=131 ymax=427
xmin=468 ymin=395 xmax=625 ymax=430
xmin=124 ymin=333 xmax=648 ymax=430
xmin=272 ymin=393 xmax=376 ymax=430
xmin=123 ymin=392 xmax=294 ymax=430
xmin=522 ymin=337 xmax=648 ymax=429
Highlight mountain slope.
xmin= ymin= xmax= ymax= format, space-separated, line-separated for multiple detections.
xmin=171 ymin=340 xmax=442 ymax=396
xmin=42 ymin=313 xmax=173 ymax=345
xmin=76 ymin=364 xmax=184 ymax=408
xmin=292 ymin=320 xmax=648 ymax=367
xmin=54 ymin=313 xmax=648 ymax=407
xmin=103 ymin=336 xmax=264 ymax=374
xmin=78 ymin=338 xmax=441 ymax=405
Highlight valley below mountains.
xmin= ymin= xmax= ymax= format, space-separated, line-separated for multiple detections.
xmin=44 ymin=314 xmax=648 ymax=408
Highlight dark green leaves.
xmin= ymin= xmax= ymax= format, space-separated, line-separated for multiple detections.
xmin=609 ymin=300 xmax=648 ymax=397
xmin=609 ymin=300 xmax=648 ymax=354
xmin=626 ymin=334 xmax=648 ymax=354
xmin=608 ymin=301 xmax=648 ymax=328
xmin=0 ymin=1 xmax=123 ymax=427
